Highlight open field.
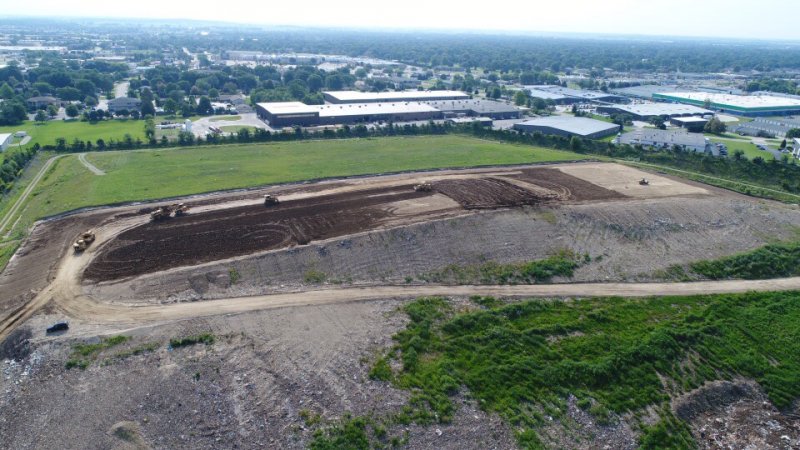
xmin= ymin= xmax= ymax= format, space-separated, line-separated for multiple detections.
xmin=2 ymin=159 xmax=800 ymax=450
xmin=0 ymin=119 xmax=147 ymax=149
xmin=15 ymin=135 xmax=586 ymax=225
xmin=220 ymin=124 xmax=258 ymax=133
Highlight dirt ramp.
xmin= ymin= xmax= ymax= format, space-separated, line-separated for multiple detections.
xmin=434 ymin=177 xmax=555 ymax=209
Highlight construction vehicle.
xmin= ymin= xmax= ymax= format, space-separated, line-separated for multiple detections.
xmin=414 ymin=182 xmax=433 ymax=192
xmin=639 ymin=178 xmax=650 ymax=186
xmin=173 ymin=203 xmax=190 ymax=216
xmin=150 ymin=205 xmax=173 ymax=221
xmin=72 ymin=230 xmax=96 ymax=252
xmin=264 ymin=194 xmax=280 ymax=207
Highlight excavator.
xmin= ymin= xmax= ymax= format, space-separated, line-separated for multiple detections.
xmin=73 ymin=230 xmax=96 ymax=252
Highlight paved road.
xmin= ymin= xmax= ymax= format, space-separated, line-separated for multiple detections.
xmin=190 ymin=113 xmax=271 ymax=138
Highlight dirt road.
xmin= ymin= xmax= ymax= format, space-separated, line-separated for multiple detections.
xmin=77 ymin=153 xmax=106 ymax=175
xmin=0 ymin=154 xmax=65 ymax=236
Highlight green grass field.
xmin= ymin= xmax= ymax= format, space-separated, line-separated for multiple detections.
xmin=5 ymin=135 xmax=585 ymax=238
xmin=710 ymin=137 xmax=774 ymax=160
xmin=0 ymin=119 xmax=147 ymax=149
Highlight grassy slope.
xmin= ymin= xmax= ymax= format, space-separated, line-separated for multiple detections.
xmin=362 ymin=292 xmax=800 ymax=449
xmin=709 ymin=137 xmax=773 ymax=160
xmin=27 ymin=135 xmax=584 ymax=219
xmin=0 ymin=119 xmax=147 ymax=149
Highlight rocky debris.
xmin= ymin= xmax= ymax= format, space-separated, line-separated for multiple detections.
xmin=675 ymin=379 xmax=800 ymax=449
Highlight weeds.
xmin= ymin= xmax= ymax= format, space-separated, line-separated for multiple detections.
xmin=169 ymin=333 xmax=215 ymax=348
xmin=419 ymin=249 xmax=584 ymax=285
xmin=65 ymin=335 xmax=131 ymax=369
xmin=371 ymin=292 xmax=800 ymax=448
xmin=304 ymin=270 xmax=327 ymax=284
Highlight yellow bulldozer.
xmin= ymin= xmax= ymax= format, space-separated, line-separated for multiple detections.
xmin=264 ymin=195 xmax=280 ymax=207
xmin=73 ymin=230 xmax=96 ymax=252
xmin=414 ymin=182 xmax=433 ymax=192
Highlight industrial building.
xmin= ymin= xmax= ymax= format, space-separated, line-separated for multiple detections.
xmin=323 ymin=90 xmax=469 ymax=104
xmin=0 ymin=133 xmax=12 ymax=151
xmin=107 ymin=97 xmax=142 ymax=114
xmin=615 ymin=129 xmax=711 ymax=154
xmin=526 ymin=86 xmax=627 ymax=104
xmin=596 ymin=103 xmax=712 ymax=120
xmin=670 ymin=116 xmax=709 ymax=132
xmin=423 ymin=99 xmax=522 ymax=120
xmin=513 ymin=116 xmax=620 ymax=139
xmin=731 ymin=117 xmax=800 ymax=138
xmin=255 ymin=101 xmax=443 ymax=127
xmin=653 ymin=92 xmax=800 ymax=116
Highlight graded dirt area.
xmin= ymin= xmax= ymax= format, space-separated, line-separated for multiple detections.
xmin=2 ymin=161 xmax=800 ymax=450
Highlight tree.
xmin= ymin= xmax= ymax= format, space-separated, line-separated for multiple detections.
xmin=47 ymin=104 xmax=59 ymax=118
xmin=65 ymin=104 xmax=79 ymax=118
xmin=35 ymin=110 xmax=48 ymax=123
xmin=513 ymin=91 xmax=528 ymax=106
xmin=196 ymin=96 xmax=213 ymax=115
xmin=84 ymin=96 xmax=98 ymax=107
xmin=786 ymin=128 xmax=800 ymax=139
xmin=140 ymin=100 xmax=156 ymax=117
xmin=307 ymin=74 xmax=323 ymax=92
xmin=703 ymin=117 xmax=726 ymax=135
xmin=0 ymin=82 xmax=13 ymax=99
xmin=780 ymin=139 xmax=787 ymax=150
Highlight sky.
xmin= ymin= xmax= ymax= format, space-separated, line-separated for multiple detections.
xmin=5 ymin=0 xmax=800 ymax=41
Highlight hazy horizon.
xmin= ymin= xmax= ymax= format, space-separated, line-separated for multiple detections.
xmin=4 ymin=0 xmax=800 ymax=41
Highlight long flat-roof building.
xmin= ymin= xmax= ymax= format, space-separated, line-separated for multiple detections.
xmin=653 ymin=92 xmax=800 ymax=116
xmin=513 ymin=116 xmax=620 ymax=139
xmin=615 ymin=129 xmax=711 ymax=154
xmin=323 ymin=90 xmax=469 ymax=104
xmin=596 ymin=103 xmax=712 ymax=120
xmin=256 ymin=101 xmax=443 ymax=127
xmin=422 ymin=99 xmax=522 ymax=120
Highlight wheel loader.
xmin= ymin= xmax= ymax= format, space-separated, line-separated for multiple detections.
xmin=639 ymin=178 xmax=650 ymax=186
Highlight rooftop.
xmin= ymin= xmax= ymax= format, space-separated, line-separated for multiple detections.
xmin=324 ymin=90 xmax=469 ymax=102
xmin=655 ymin=92 xmax=800 ymax=111
xmin=608 ymin=103 xmax=712 ymax=117
xmin=618 ymin=129 xmax=707 ymax=147
xmin=259 ymin=101 xmax=441 ymax=117
xmin=515 ymin=116 xmax=619 ymax=136
xmin=423 ymin=99 xmax=521 ymax=114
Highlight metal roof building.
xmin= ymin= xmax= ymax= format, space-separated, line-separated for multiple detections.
xmin=0 ymin=133 xmax=12 ymax=151
xmin=596 ymin=103 xmax=712 ymax=120
xmin=513 ymin=116 xmax=620 ymax=139
xmin=422 ymin=99 xmax=523 ymax=119
xmin=653 ymin=92 xmax=800 ymax=116
xmin=615 ymin=129 xmax=711 ymax=153
xmin=323 ymin=90 xmax=469 ymax=104
xmin=256 ymin=101 xmax=443 ymax=127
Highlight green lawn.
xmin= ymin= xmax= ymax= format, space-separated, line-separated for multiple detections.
xmin=14 ymin=135 xmax=586 ymax=229
xmin=0 ymin=119 xmax=147 ymax=149
xmin=710 ymin=137 xmax=774 ymax=160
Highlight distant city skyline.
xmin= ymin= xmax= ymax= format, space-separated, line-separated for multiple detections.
xmin=6 ymin=0 xmax=800 ymax=41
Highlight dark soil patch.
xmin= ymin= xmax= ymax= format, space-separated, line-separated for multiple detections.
xmin=511 ymin=168 xmax=626 ymax=202
xmin=433 ymin=177 xmax=553 ymax=209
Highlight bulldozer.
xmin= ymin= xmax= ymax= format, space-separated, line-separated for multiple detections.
xmin=414 ymin=182 xmax=433 ymax=192
xmin=173 ymin=203 xmax=190 ymax=216
xmin=73 ymin=230 xmax=95 ymax=253
xmin=150 ymin=205 xmax=173 ymax=221
xmin=639 ymin=178 xmax=650 ymax=186
xmin=263 ymin=194 xmax=280 ymax=207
